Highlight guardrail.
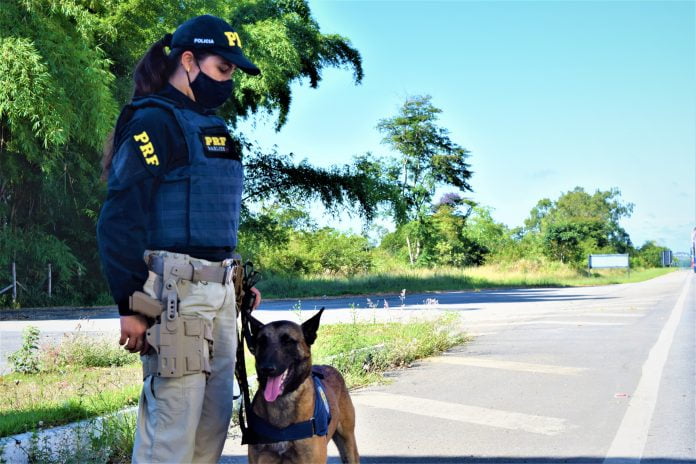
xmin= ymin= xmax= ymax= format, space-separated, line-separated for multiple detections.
xmin=0 ymin=262 xmax=53 ymax=304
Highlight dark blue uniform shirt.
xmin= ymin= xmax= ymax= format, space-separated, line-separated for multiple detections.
xmin=97 ymin=84 xmax=235 ymax=316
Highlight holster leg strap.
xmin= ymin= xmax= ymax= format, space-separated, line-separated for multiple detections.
xmin=145 ymin=316 xmax=214 ymax=378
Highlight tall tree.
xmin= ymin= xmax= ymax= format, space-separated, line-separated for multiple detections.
xmin=524 ymin=187 xmax=634 ymax=264
xmin=376 ymin=95 xmax=473 ymax=264
xmin=428 ymin=194 xmax=484 ymax=267
xmin=0 ymin=1 xmax=117 ymax=304
xmin=95 ymin=0 xmax=363 ymax=128
xmin=0 ymin=0 xmax=367 ymax=306
xmin=633 ymin=241 xmax=669 ymax=268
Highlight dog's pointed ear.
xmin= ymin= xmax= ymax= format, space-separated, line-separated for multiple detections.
xmin=246 ymin=314 xmax=265 ymax=354
xmin=302 ymin=308 xmax=324 ymax=346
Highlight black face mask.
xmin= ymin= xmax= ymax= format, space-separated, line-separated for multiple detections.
xmin=187 ymin=63 xmax=233 ymax=110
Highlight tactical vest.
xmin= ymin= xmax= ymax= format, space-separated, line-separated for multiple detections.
xmin=128 ymin=95 xmax=243 ymax=250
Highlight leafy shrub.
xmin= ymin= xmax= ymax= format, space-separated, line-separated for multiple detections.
xmin=9 ymin=412 xmax=137 ymax=463
xmin=9 ymin=327 xmax=137 ymax=374
xmin=264 ymin=228 xmax=373 ymax=276
xmin=42 ymin=334 xmax=138 ymax=371
xmin=631 ymin=241 xmax=670 ymax=268
xmin=8 ymin=326 xmax=41 ymax=374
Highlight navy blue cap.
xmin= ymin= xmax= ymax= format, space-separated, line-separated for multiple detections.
xmin=171 ymin=15 xmax=260 ymax=76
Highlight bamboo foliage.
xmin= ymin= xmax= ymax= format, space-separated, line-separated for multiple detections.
xmin=0 ymin=0 xmax=366 ymax=306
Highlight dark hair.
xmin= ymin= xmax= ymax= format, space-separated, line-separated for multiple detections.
xmin=133 ymin=33 xmax=180 ymax=97
xmin=102 ymin=33 xmax=211 ymax=180
xmin=132 ymin=35 xmax=211 ymax=97
xmin=101 ymin=35 xmax=178 ymax=180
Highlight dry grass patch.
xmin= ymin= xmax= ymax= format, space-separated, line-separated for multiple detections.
xmin=258 ymin=264 xmax=675 ymax=299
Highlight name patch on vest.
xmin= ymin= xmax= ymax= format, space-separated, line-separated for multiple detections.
xmin=199 ymin=128 xmax=240 ymax=160
xmin=133 ymin=131 xmax=160 ymax=166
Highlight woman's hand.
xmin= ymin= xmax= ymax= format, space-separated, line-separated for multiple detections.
xmin=250 ymin=286 xmax=262 ymax=310
xmin=119 ymin=314 xmax=150 ymax=354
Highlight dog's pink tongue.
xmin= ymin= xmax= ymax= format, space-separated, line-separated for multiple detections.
xmin=264 ymin=374 xmax=284 ymax=402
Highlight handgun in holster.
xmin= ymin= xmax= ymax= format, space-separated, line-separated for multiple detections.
xmin=129 ymin=291 xmax=164 ymax=319
xmin=129 ymin=256 xmax=215 ymax=379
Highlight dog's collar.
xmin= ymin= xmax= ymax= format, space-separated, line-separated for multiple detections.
xmin=246 ymin=371 xmax=332 ymax=444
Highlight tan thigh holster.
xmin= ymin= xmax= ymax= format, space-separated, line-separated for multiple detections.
xmin=135 ymin=251 xmax=231 ymax=379
xmin=144 ymin=315 xmax=214 ymax=378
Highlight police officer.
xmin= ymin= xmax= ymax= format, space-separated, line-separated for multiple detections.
xmin=97 ymin=15 xmax=260 ymax=463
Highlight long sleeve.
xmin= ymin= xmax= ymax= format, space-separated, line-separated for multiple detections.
xmin=97 ymin=106 xmax=175 ymax=316
xmin=97 ymin=177 xmax=156 ymax=315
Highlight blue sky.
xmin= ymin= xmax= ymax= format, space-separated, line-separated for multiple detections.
xmin=239 ymin=0 xmax=695 ymax=253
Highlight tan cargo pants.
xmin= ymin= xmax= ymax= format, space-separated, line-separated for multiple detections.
xmin=132 ymin=254 xmax=237 ymax=464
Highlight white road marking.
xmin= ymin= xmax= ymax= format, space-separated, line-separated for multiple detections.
xmin=603 ymin=274 xmax=692 ymax=463
xmin=429 ymin=356 xmax=588 ymax=376
xmin=352 ymin=392 xmax=570 ymax=436
xmin=552 ymin=313 xmax=643 ymax=318
xmin=534 ymin=320 xmax=627 ymax=326
xmin=464 ymin=320 xmax=627 ymax=328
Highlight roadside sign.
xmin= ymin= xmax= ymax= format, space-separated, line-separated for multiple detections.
xmin=661 ymin=250 xmax=672 ymax=267
xmin=588 ymin=254 xmax=629 ymax=269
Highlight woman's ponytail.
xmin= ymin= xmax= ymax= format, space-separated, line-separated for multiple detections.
xmin=132 ymin=33 xmax=176 ymax=97
xmin=102 ymin=34 xmax=179 ymax=181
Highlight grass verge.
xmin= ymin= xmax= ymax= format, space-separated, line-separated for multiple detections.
xmin=0 ymin=366 xmax=141 ymax=438
xmin=2 ymin=408 xmax=137 ymax=464
xmin=257 ymin=265 xmax=676 ymax=299
xmin=313 ymin=312 xmax=468 ymax=388
xmin=1 ymin=313 xmax=466 ymax=442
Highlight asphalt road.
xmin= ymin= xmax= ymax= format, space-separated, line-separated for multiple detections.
xmin=1 ymin=271 xmax=694 ymax=463
xmin=223 ymin=271 xmax=694 ymax=463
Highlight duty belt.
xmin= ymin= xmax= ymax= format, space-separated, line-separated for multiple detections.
xmin=146 ymin=254 xmax=234 ymax=285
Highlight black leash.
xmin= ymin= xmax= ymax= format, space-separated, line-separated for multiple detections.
xmin=235 ymin=261 xmax=261 ymax=444
xmin=234 ymin=271 xmax=331 ymax=445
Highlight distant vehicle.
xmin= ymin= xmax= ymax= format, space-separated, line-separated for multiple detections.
xmin=692 ymin=228 xmax=696 ymax=273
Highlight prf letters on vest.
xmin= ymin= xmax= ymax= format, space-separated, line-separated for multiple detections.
xmin=133 ymin=131 xmax=160 ymax=166
xmin=204 ymin=136 xmax=228 ymax=152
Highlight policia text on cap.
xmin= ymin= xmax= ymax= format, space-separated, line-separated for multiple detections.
xmin=97 ymin=15 xmax=261 ymax=464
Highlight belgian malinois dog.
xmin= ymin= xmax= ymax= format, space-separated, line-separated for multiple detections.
xmin=247 ymin=309 xmax=359 ymax=463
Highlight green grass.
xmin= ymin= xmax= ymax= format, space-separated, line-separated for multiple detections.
xmin=257 ymin=265 xmax=676 ymax=299
xmin=552 ymin=267 xmax=676 ymax=285
xmin=2 ymin=314 xmax=466 ymax=439
xmin=1 ymin=331 xmax=141 ymax=438
xmin=312 ymin=313 xmax=469 ymax=388
xmin=41 ymin=333 xmax=139 ymax=371
xmin=0 ymin=366 xmax=141 ymax=437
xmin=243 ymin=313 xmax=469 ymax=389
xmin=3 ymin=408 xmax=137 ymax=464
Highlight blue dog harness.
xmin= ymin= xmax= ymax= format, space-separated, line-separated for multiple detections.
xmin=246 ymin=371 xmax=332 ymax=444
